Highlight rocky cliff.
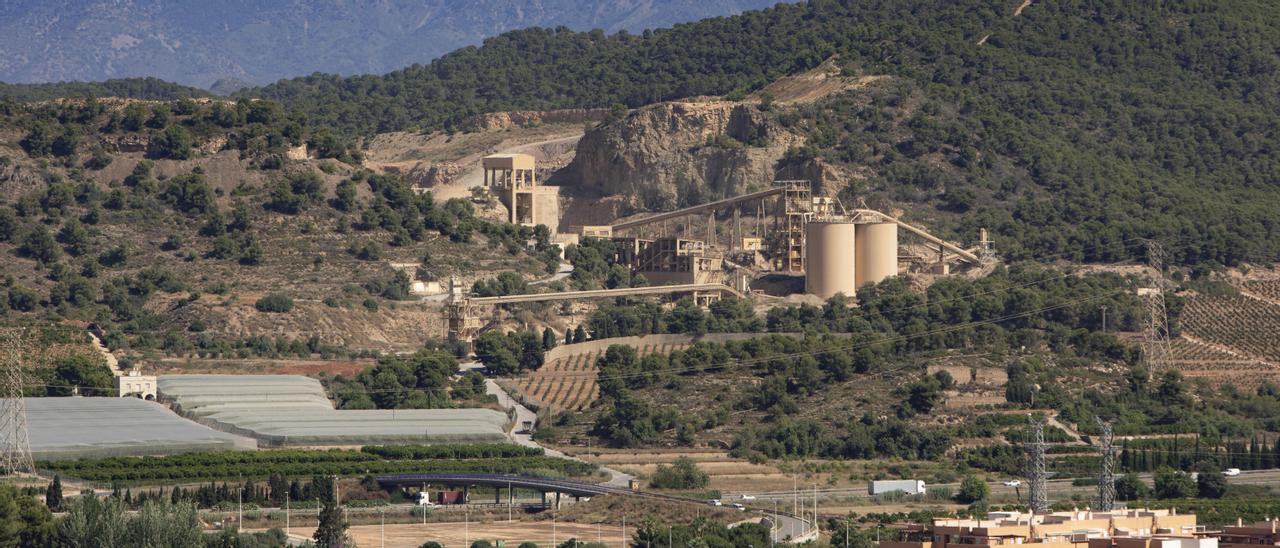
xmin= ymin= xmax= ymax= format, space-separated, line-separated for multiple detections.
xmin=558 ymin=100 xmax=805 ymax=211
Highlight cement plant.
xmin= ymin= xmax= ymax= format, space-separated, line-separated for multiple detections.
xmin=3 ymin=1 xmax=1280 ymax=547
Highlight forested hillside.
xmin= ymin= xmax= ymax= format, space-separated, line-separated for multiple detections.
xmin=0 ymin=78 xmax=210 ymax=102
xmin=245 ymin=0 xmax=1280 ymax=268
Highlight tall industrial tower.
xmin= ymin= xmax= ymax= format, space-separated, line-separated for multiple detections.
xmin=0 ymin=328 xmax=34 ymax=475
xmin=1025 ymin=415 xmax=1048 ymax=513
xmin=1094 ymin=418 xmax=1116 ymax=511
xmin=1141 ymin=240 xmax=1173 ymax=375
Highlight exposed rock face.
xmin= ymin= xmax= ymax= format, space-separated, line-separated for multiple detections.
xmin=383 ymin=161 xmax=464 ymax=188
xmin=460 ymin=108 xmax=609 ymax=132
xmin=558 ymin=100 xmax=804 ymax=211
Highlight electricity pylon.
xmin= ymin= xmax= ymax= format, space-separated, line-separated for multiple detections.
xmin=0 ymin=329 xmax=34 ymax=475
xmin=1026 ymin=415 xmax=1048 ymax=513
xmin=1141 ymin=240 xmax=1173 ymax=376
xmin=1094 ymin=418 xmax=1116 ymax=511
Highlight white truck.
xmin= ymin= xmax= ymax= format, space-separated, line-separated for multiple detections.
xmin=868 ymin=480 xmax=926 ymax=496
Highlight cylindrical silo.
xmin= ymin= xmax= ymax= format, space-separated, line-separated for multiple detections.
xmin=805 ymin=221 xmax=857 ymax=299
xmin=855 ymin=221 xmax=899 ymax=288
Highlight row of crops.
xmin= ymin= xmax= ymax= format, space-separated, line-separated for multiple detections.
xmin=39 ymin=444 xmax=596 ymax=483
xmin=1182 ymin=294 xmax=1280 ymax=363
xmin=517 ymin=343 xmax=689 ymax=411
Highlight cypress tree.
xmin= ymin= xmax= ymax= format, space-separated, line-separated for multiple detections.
xmin=313 ymin=479 xmax=349 ymax=547
xmin=46 ymin=474 xmax=63 ymax=511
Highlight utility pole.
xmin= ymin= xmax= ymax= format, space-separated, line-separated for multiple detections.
xmin=1095 ymin=418 xmax=1116 ymax=511
xmin=286 ymin=492 xmax=290 ymax=537
xmin=1026 ymin=415 xmax=1048 ymax=513
xmin=1100 ymin=305 xmax=1108 ymax=333
xmin=1141 ymin=240 xmax=1173 ymax=377
xmin=813 ymin=484 xmax=819 ymax=537
xmin=0 ymin=329 xmax=34 ymax=475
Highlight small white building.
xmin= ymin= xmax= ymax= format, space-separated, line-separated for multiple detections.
xmin=116 ymin=369 xmax=157 ymax=400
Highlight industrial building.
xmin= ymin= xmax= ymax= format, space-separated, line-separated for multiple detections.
xmin=446 ymin=169 xmax=995 ymax=345
xmin=482 ymin=153 xmax=561 ymax=231
xmin=883 ymin=509 xmax=1207 ymax=548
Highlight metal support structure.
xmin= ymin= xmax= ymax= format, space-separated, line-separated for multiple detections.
xmin=1141 ymin=240 xmax=1173 ymax=376
xmin=1025 ymin=415 xmax=1048 ymax=513
xmin=0 ymin=329 xmax=34 ymax=475
xmin=1095 ymin=418 xmax=1116 ymax=511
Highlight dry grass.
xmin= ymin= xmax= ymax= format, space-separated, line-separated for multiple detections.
xmin=287 ymin=521 xmax=628 ymax=548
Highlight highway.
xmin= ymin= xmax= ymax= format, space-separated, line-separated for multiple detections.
xmin=725 ymin=468 xmax=1280 ymax=505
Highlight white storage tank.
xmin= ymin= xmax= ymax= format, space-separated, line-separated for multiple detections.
xmin=805 ymin=221 xmax=857 ymax=299
xmin=855 ymin=221 xmax=898 ymax=288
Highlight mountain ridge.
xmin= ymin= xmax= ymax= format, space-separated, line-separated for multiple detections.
xmin=0 ymin=0 xmax=784 ymax=89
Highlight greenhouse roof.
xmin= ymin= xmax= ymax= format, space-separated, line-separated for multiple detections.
xmin=26 ymin=397 xmax=256 ymax=461
xmin=157 ymin=375 xmax=511 ymax=446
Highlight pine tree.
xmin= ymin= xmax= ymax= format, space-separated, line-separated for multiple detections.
xmin=573 ymin=325 xmax=587 ymax=343
xmin=542 ymin=327 xmax=557 ymax=350
xmin=46 ymin=474 xmax=63 ymax=511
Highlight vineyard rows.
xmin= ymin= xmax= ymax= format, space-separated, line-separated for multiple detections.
xmin=515 ymin=343 xmax=687 ymax=411
xmin=1182 ymin=295 xmax=1280 ymax=363
xmin=1242 ymin=279 xmax=1280 ymax=305
xmin=1176 ymin=293 xmax=1280 ymax=389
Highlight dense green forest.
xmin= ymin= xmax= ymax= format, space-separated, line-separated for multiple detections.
xmin=0 ymin=77 xmax=210 ymax=102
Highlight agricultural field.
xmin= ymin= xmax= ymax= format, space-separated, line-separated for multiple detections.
xmin=40 ymin=445 xmax=598 ymax=484
xmin=515 ymin=342 xmax=688 ymax=412
xmin=1242 ymin=279 xmax=1280 ymax=306
xmin=1181 ymin=294 xmax=1280 ymax=364
xmin=1167 ymin=336 xmax=1280 ymax=389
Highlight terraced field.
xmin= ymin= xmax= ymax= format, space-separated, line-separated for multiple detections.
xmin=1175 ymin=289 xmax=1280 ymax=389
xmin=1182 ymin=294 xmax=1280 ymax=363
xmin=1168 ymin=336 xmax=1280 ymax=389
xmin=515 ymin=342 xmax=689 ymax=412
xmin=1242 ymin=279 xmax=1280 ymax=305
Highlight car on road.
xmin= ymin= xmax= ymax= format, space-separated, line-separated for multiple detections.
xmin=1224 ymin=468 xmax=1241 ymax=477
xmin=741 ymin=494 xmax=756 ymax=501
xmin=708 ymin=499 xmax=722 ymax=506
xmin=731 ymin=503 xmax=746 ymax=511
xmin=1003 ymin=480 xmax=1022 ymax=487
